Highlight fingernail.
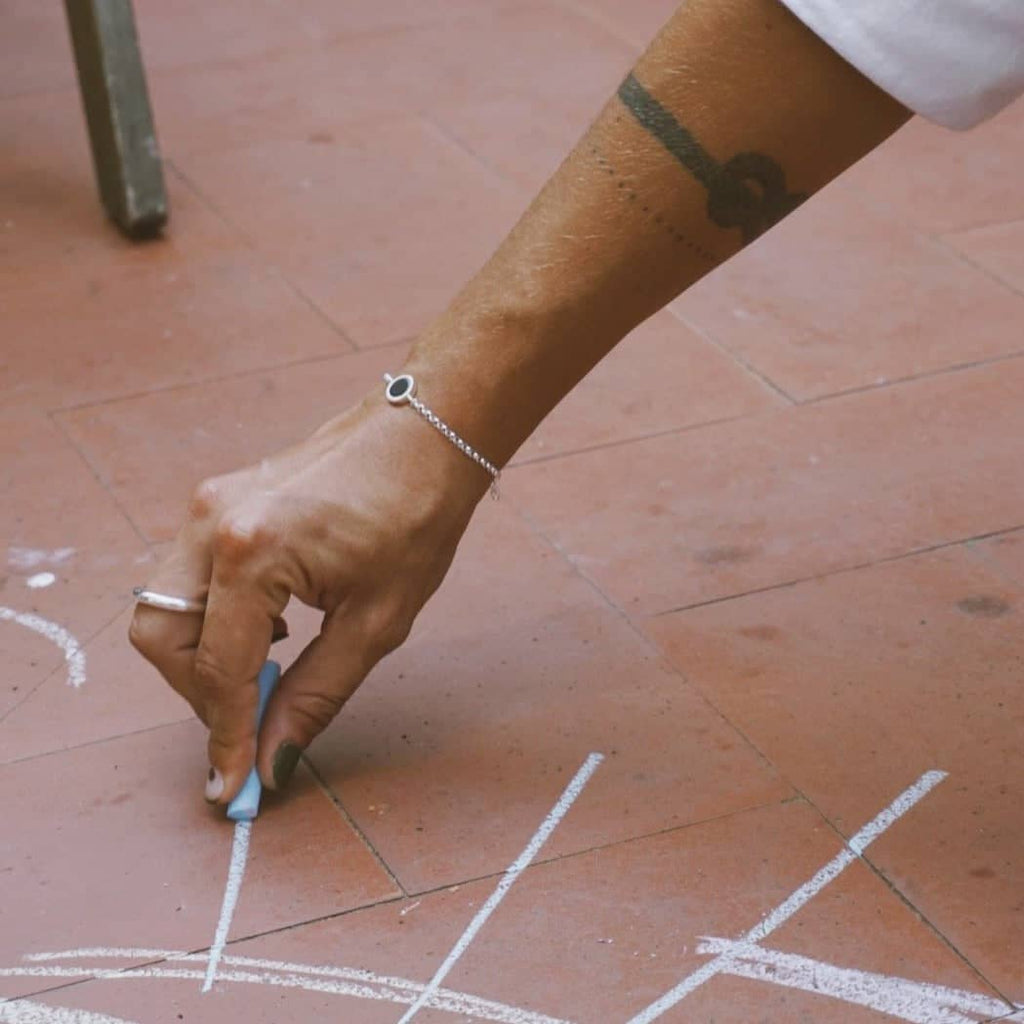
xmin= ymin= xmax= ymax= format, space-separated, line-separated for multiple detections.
xmin=205 ymin=766 xmax=224 ymax=802
xmin=272 ymin=743 xmax=301 ymax=791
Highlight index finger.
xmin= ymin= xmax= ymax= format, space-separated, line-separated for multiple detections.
xmin=195 ymin=559 xmax=285 ymax=806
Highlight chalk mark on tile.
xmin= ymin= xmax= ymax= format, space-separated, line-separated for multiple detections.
xmin=0 ymin=606 xmax=86 ymax=688
xmin=694 ymin=938 xmax=1010 ymax=1023
xmin=0 ymin=999 xmax=135 ymax=1024
xmin=396 ymin=751 xmax=605 ymax=1024
xmin=201 ymin=819 xmax=252 ymax=992
xmin=625 ymin=770 xmax=954 ymax=1022
xmin=3 ymin=951 xmax=572 ymax=1024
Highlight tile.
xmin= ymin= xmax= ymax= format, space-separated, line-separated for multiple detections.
xmin=558 ymin=0 xmax=681 ymax=50
xmin=0 ymin=719 xmax=398 ymax=1000
xmin=306 ymin=500 xmax=789 ymax=893
xmin=645 ymin=546 xmax=1024 ymax=994
xmin=969 ymin=528 xmax=1024 ymax=587
xmin=943 ymin=218 xmax=1024 ymax=294
xmin=58 ymin=345 xmax=404 ymax=543
xmin=0 ymin=411 xmax=150 ymax=716
xmin=176 ymin=116 xmax=526 ymax=347
xmin=506 ymin=356 xmax=1024 ymax=616
xmin=150 ymin=4 xmax=630 ymax=169
xmin=12 ymin=800 xmax=1005 ymax=1021
xmin=0 ymin=608 xmax=191 ymax=765
xmin=0 ymin=90 xmax=231 ymax=282
xmin=132 ymin=0 xmax=512 ymax=74
xmin=515 ymin=311 xmax=783 ymax=463
xmin=842 ymin=99 xmax=1024 ymax=235
xmin=1 ymin=97 xmax=348 ymax=413
xmin=0 ymin=2 xmax=75 ymax=99
xmin=671 ymin=183 xmax=1024 ymax=400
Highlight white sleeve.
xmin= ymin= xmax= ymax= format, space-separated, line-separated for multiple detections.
xmin=777 ymin=0 xmax=1024 ymax=129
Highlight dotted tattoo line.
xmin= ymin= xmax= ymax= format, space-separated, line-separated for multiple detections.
xmin=589 ymin=146 xmax=717 ymax=263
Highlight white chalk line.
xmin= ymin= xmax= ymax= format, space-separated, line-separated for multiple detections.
xmin=397 ymin=751 xmax=605 ymax=1024
xmin=0 ymin=607 xmax=86 ymax=689
xmin=2 ymin=952 xmax=571 ymax=1024
xmin=625 ymin=769 xmax=950 ymax=1024
xmin=0 ymin=999 xmax=134 ymax=1024
xmin=695 ymin=938 xmax=1013 ymax=1024
xmin=201 ymin=819 xmax=251 ymax=992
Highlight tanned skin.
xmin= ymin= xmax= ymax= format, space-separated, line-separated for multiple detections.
xmin=130 ymin=0 xmax=910 ymax=806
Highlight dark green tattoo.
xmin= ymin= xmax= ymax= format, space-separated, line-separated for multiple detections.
xmin=617 ymin=72 xmax=806 ymax=243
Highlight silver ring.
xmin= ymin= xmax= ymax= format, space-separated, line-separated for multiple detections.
xmin=132 ymin=587 xmax=206 ymax=614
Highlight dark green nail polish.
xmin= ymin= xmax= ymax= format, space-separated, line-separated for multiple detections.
xmin=272 ymin=742 xmax=301 ymax=790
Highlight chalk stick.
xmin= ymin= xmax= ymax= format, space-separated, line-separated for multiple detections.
xmin=226 ymin=660 xmax=281 ymax=822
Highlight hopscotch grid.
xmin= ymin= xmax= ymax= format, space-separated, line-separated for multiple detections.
xmin=397 ymin=752 xmax=604 ymax=1024
xmin=789 ymin=779 xmax=1014 ymax=1007
xmin=625 ymin=769 xmax=950 ymax=1024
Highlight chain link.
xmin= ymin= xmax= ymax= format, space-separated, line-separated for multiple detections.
xmin=384 ymin=374 xmax=501 ymax=498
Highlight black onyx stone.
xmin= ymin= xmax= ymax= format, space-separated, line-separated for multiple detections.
xmin=388 ymin=377 xmax=411 ymax=399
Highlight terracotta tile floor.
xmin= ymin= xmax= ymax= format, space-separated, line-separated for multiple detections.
xmin=2 ymin=2 xmax=1022 ymax=1022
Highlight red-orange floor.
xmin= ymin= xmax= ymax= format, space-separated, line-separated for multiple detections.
xmin=3 ymin=2 xmax=1023 ymax=1022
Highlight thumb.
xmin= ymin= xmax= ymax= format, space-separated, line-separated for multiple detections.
xmin=257 ymin=616 xmax=369 ymax=791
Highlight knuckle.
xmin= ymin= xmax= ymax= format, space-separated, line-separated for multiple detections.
xmin=213 ymin=514 xmax=275 ymax=564
xmin=192 ymin=648 xmax=234 ymax=697
xmin=187 ymin=477 xmax=224 ymax=522
xmin=290 ymin=691 xmax=345 ymax=735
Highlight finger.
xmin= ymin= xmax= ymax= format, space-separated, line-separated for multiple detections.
xmin=196 ymin=550 xmax=286 ymax=805
xmin=257 ymin=615 xmax=370 ymax=791
xmin=129 ymin=538 xmax=212 ymax=720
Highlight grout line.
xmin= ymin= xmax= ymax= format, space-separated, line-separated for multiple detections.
xmin=650 ymin=523 xmax=1024 ymax=620
xmin=625 ymin=771 xmax=950 ymax=1023
xmin=667 ymin=306 xmax=798 ymax=406
xmin=802 ymin=784 xmax=1020 ymax=1008
xmin=46 ymin=412 xmax=150 ymax=548
xmin=930 ymin=230 xmax=1024 ymax=302
xmin=2 ymin=713 xmax=195 ymax=768
xmin=49 ymin=334 xmax=414 ymax=417
xmin=0 ymin=598 xmax=128 ymax=729
xmin=506 ymin=407 xmax=774 ymax=470
xmin=396 ymin=752 xmax=604 ymax=1023
xmin=302 ymin=754 xmax=409 ymax=898
xmin=163 ymin=161 xmax=361 ymax=353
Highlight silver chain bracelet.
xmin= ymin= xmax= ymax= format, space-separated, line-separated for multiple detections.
xmin=383 ymin=373 xmax=501 ymax=498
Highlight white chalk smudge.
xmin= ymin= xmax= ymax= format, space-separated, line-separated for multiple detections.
xmin=0 ymin=606 xmax=86 ymax=687
xmin=26 ymin=572 xmax=56 ymax=589
xmin=695 ymin=938 xmax=1010 ymax=1024
xmin=0 ymin=1000 xmax=136 ymax=1024
xmin=4 ymin=951 xmax=573 ymax=1024
xmin=7 ymin=547 xmax=75 ymax=571
xmin=202 ymin=819 xmax=252 ymax=992
xmin=626 ymin=769 xmax=950 ymax=1024
xmin=397 ymin=751 xmax=604 ymax=1024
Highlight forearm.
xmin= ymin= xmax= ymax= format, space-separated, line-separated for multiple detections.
xmin=400 ymin=0 xmax=910 ymax=470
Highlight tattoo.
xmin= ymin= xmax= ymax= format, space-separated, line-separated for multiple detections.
xmin=590 ymin=146 xmax=718 ymax=263
xmin=617 ymin=72 xmax=806 ymax=243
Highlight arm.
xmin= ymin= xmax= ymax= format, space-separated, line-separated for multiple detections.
xmin=130 ymin=0 xmax=909 ymax=806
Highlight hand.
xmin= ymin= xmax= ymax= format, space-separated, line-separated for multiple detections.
xmin=129 ymin=387 xmax=487 ymax=805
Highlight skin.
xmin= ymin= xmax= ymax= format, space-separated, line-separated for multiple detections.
xmin=129 ymin=0 xmax=910 ymax=806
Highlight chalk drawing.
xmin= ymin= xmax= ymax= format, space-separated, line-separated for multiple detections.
xmin=4 ymin=769 xmax=1020 ymax=1022
xmin=7 ymin=548 xmax=75 ymax=571
xmin=2 ymin=953 xmax=570 ymax=1024
xmin=0 ymin=1001 xmax=133 ymax=1024
xmin=0 ymin=606 xmax=86 ymax=688
xmin=625 ymin=770 xmax=954 ymax=1023
xmin=202 ymin=820 xmax=252 ymax=992
xmin=694 ymin=938 xmax=1009 ymax=1024
xmin=25 ymin=574 xmax=56 ymax=590
xmin=397 ymin=751 xmax=605 ymax=1023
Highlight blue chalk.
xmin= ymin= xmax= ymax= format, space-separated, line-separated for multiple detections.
xmin=226 ymin=660 xmax=281 ymax=822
